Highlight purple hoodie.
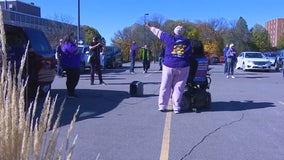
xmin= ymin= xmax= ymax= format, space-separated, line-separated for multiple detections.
xmin=61 ymin=42 xmax=80 ymax=69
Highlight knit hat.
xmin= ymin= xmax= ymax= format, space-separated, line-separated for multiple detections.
xmin=174 ymin=25 xmax=184 ymax=35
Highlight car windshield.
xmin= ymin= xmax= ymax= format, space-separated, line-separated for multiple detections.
xmin=105 ymin=47 xmax=113 ymax=55
xmin=245 ymin=53 xmax=264 ymax=58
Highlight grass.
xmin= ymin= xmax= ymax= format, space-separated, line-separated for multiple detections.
xmin=0 ymin=8 xmax=79 ymax=160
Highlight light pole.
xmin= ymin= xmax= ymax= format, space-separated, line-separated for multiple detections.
xmin=77 ymin=0 xmax=80 ymax=42
xmin=143 ymin=13 xmax=149 ymax=45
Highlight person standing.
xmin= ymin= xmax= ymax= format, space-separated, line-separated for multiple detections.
xmin=89 ymin=36 xmax=106 ymax=85
xmin=223 ymin=43 xmax=229 ymax=74
xmin=158 ymin=44 xmax=165 ymax=71
xmin=55 ymin=38 xmax=63 ymax=77
xmin=141 ymin=44 xmax=152 ymax=73
xmin=129 ymin=41 xmax=141 ymax=74
xmin=145 ymin=23 xmax=192 ymax=114
xmin=60 ymin=33 xmax=80 ymax=98
xmin=226 ymin=43 xmax=237 ymax=78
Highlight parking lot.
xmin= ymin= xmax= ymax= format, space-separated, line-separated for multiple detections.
xmin=50 ymin=62 xmax=284 ymax=160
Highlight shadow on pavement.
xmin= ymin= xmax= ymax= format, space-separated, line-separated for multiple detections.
xmin=209 ymin=100 xmax=275 ymax=112
xmin=46 ymin=88 xmax=130 ymax=127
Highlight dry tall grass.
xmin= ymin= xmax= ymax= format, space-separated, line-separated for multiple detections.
xmin=0 ymin=8 xmax=79 ymax=160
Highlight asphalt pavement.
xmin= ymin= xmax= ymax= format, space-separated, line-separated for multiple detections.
xmin=49 ymin=61 xmax=284 ymax=160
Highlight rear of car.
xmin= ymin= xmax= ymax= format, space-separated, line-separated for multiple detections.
xmin=2 ymin=24 xmax=56 ymax=98
xmin=78 ymin=44 xmax=90 ymax=72
xmin=104 ymin=46 xmax=123 ymax=68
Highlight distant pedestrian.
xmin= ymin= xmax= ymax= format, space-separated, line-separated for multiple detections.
xmin=55 ymin=38 xmax=63 ymax=77
xmin=89 ymin=36 xmax=106 ymax=85
xmin=60 ymin=33 xmax=80 ymax=98
xmin=129 ymin=41 xmax=141 ymax=74
xmin=226 ymin=43 xmax=237 ymax=78
xmin=223 ymin=43 xmax=229 ymax=74
xmin=146 ymin=23 xmax=192 ymax=114
xmin=141 ymin=44 xmax=152 ymax=73
xmin=158 ymin=44 xmax=165 ymax=71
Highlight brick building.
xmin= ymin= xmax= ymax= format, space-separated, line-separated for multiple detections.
xmin=0 ymin=0 xmax=80 ymax=48
xmin=265 ymin=18 xmax=284 ymax=48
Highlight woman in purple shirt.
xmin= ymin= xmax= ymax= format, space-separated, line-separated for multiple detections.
xmin=146 ymin=23 xmax=192 ymax=114
xmin=61 ymin=33 xmax=80 ymax=98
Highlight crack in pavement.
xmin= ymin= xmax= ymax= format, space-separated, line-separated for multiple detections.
xmin=180 ymin=113 xmax=245 ymax=160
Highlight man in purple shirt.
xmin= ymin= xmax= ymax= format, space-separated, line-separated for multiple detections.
xmin=146 ymin=23 xmax=192 ymax=114
xmin=129 ymin=41 xmax=141 ymax=74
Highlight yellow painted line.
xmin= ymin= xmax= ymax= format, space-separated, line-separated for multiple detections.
xmin=159 ymin=100 xmax=172 ymax=160
xmin=279 ymin=101 xmax=284 ymax=105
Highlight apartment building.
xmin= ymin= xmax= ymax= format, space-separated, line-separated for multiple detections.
xmin=265 ymin=18 xmax=284 ymax=48
xmin=0 ymin=0 xmax=79 ymax=48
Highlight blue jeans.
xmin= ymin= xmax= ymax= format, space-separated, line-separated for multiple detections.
xmin=158 ymin=57 xmax=164 ymax=70
xmin=130 ymin=56 xmax=135 ymax=72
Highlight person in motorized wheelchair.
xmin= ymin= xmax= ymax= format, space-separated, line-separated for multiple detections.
xmin=181 ymin=39 xmax=211 ymax=112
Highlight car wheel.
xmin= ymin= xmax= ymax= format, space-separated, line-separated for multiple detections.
xmin=242 ymin=63 xmax=246 ymax=71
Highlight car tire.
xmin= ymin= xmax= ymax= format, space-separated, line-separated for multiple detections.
xmin=242 ymin=63 xmax=246 ymax=71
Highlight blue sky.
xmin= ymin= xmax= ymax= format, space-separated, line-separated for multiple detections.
xmin=23 ymin=0 xmax=283 ymax=45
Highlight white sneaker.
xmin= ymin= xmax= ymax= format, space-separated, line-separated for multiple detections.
xmin=226 ymin=75 xmax=229 ymax=78
xmin=231 ymin=76 xmax=235 ymax=78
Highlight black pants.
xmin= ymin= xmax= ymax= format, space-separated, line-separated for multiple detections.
xmin=65 ymin=68 xmax=80 ymax=96
xmin=90 ymin=59 xmax=103 ymax=83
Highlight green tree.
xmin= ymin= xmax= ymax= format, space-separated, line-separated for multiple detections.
xmin=251 ymin=24 xmax=271 ymax=51
xmin=277 ymin=35 xmax=284 ymax=49
xmin=82 ymin=25 xmax=100 ymax=44
xmin=233 ymin=17 xmax=252 ymax=52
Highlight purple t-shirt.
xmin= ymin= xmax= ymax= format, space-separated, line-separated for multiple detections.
xmin=130 ymin=45 xmax=141 ymax=57
xmin=160 ymin=32 xmax=191 ymax=68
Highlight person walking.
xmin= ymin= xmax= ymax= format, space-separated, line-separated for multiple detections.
xmin=89 ymin=36 xmax=106 ymax=85
xmin=158 ymin=44 xmax=165 ymax=71
xmin=145 ymin=23 xmax=192 ymax=114
xmin=55 ymin=38 xmax=63 ymax=77
xmin=129 ymin=41 xmax=141 ymax=74
xmin=60 ymin=33 xmax=80 ymax=98
xmin=141 ymin=44 xmax=152 ymax=73
xmin=226 ymin=43 xmax=237 ymax=78
xmin=223 ymin=43 xmax=229 ymax=74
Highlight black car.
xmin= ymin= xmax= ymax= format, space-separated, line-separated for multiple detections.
xmin=104 ymin=46 xmax=123 ymax=68
xmin=1 ymin=24 xmax=56 ymax=98
xmin=275 ymin=50 xmax=284 ymax=71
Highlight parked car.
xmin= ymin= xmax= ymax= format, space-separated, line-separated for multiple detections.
xmin=275 ymin=50 xmax=284 ymax=71
xmin=104 ymin=46 xmax=123 ymax=68
xmin=78 ymin=44 xmax=90 ymax=72
xmin=236 ymin=51 xmax=271 ymax=71
xmin=0 ymin=24 xmax=56 ymax=98
xmin=219 ymin=56 xmax=225 ymax=63
xmin=263 ymin=52 xmax=277 ymax=67
xmin=210 ymin=56 xmax=220 ymax=65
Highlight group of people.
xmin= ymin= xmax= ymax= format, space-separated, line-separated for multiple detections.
xmin=55 ymin=24 xmax=218 ymax=114
xmin=55 ymin=33 xmax=106 ymax=98
xmin=223 ymin=43 xmax=237 ymax=78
